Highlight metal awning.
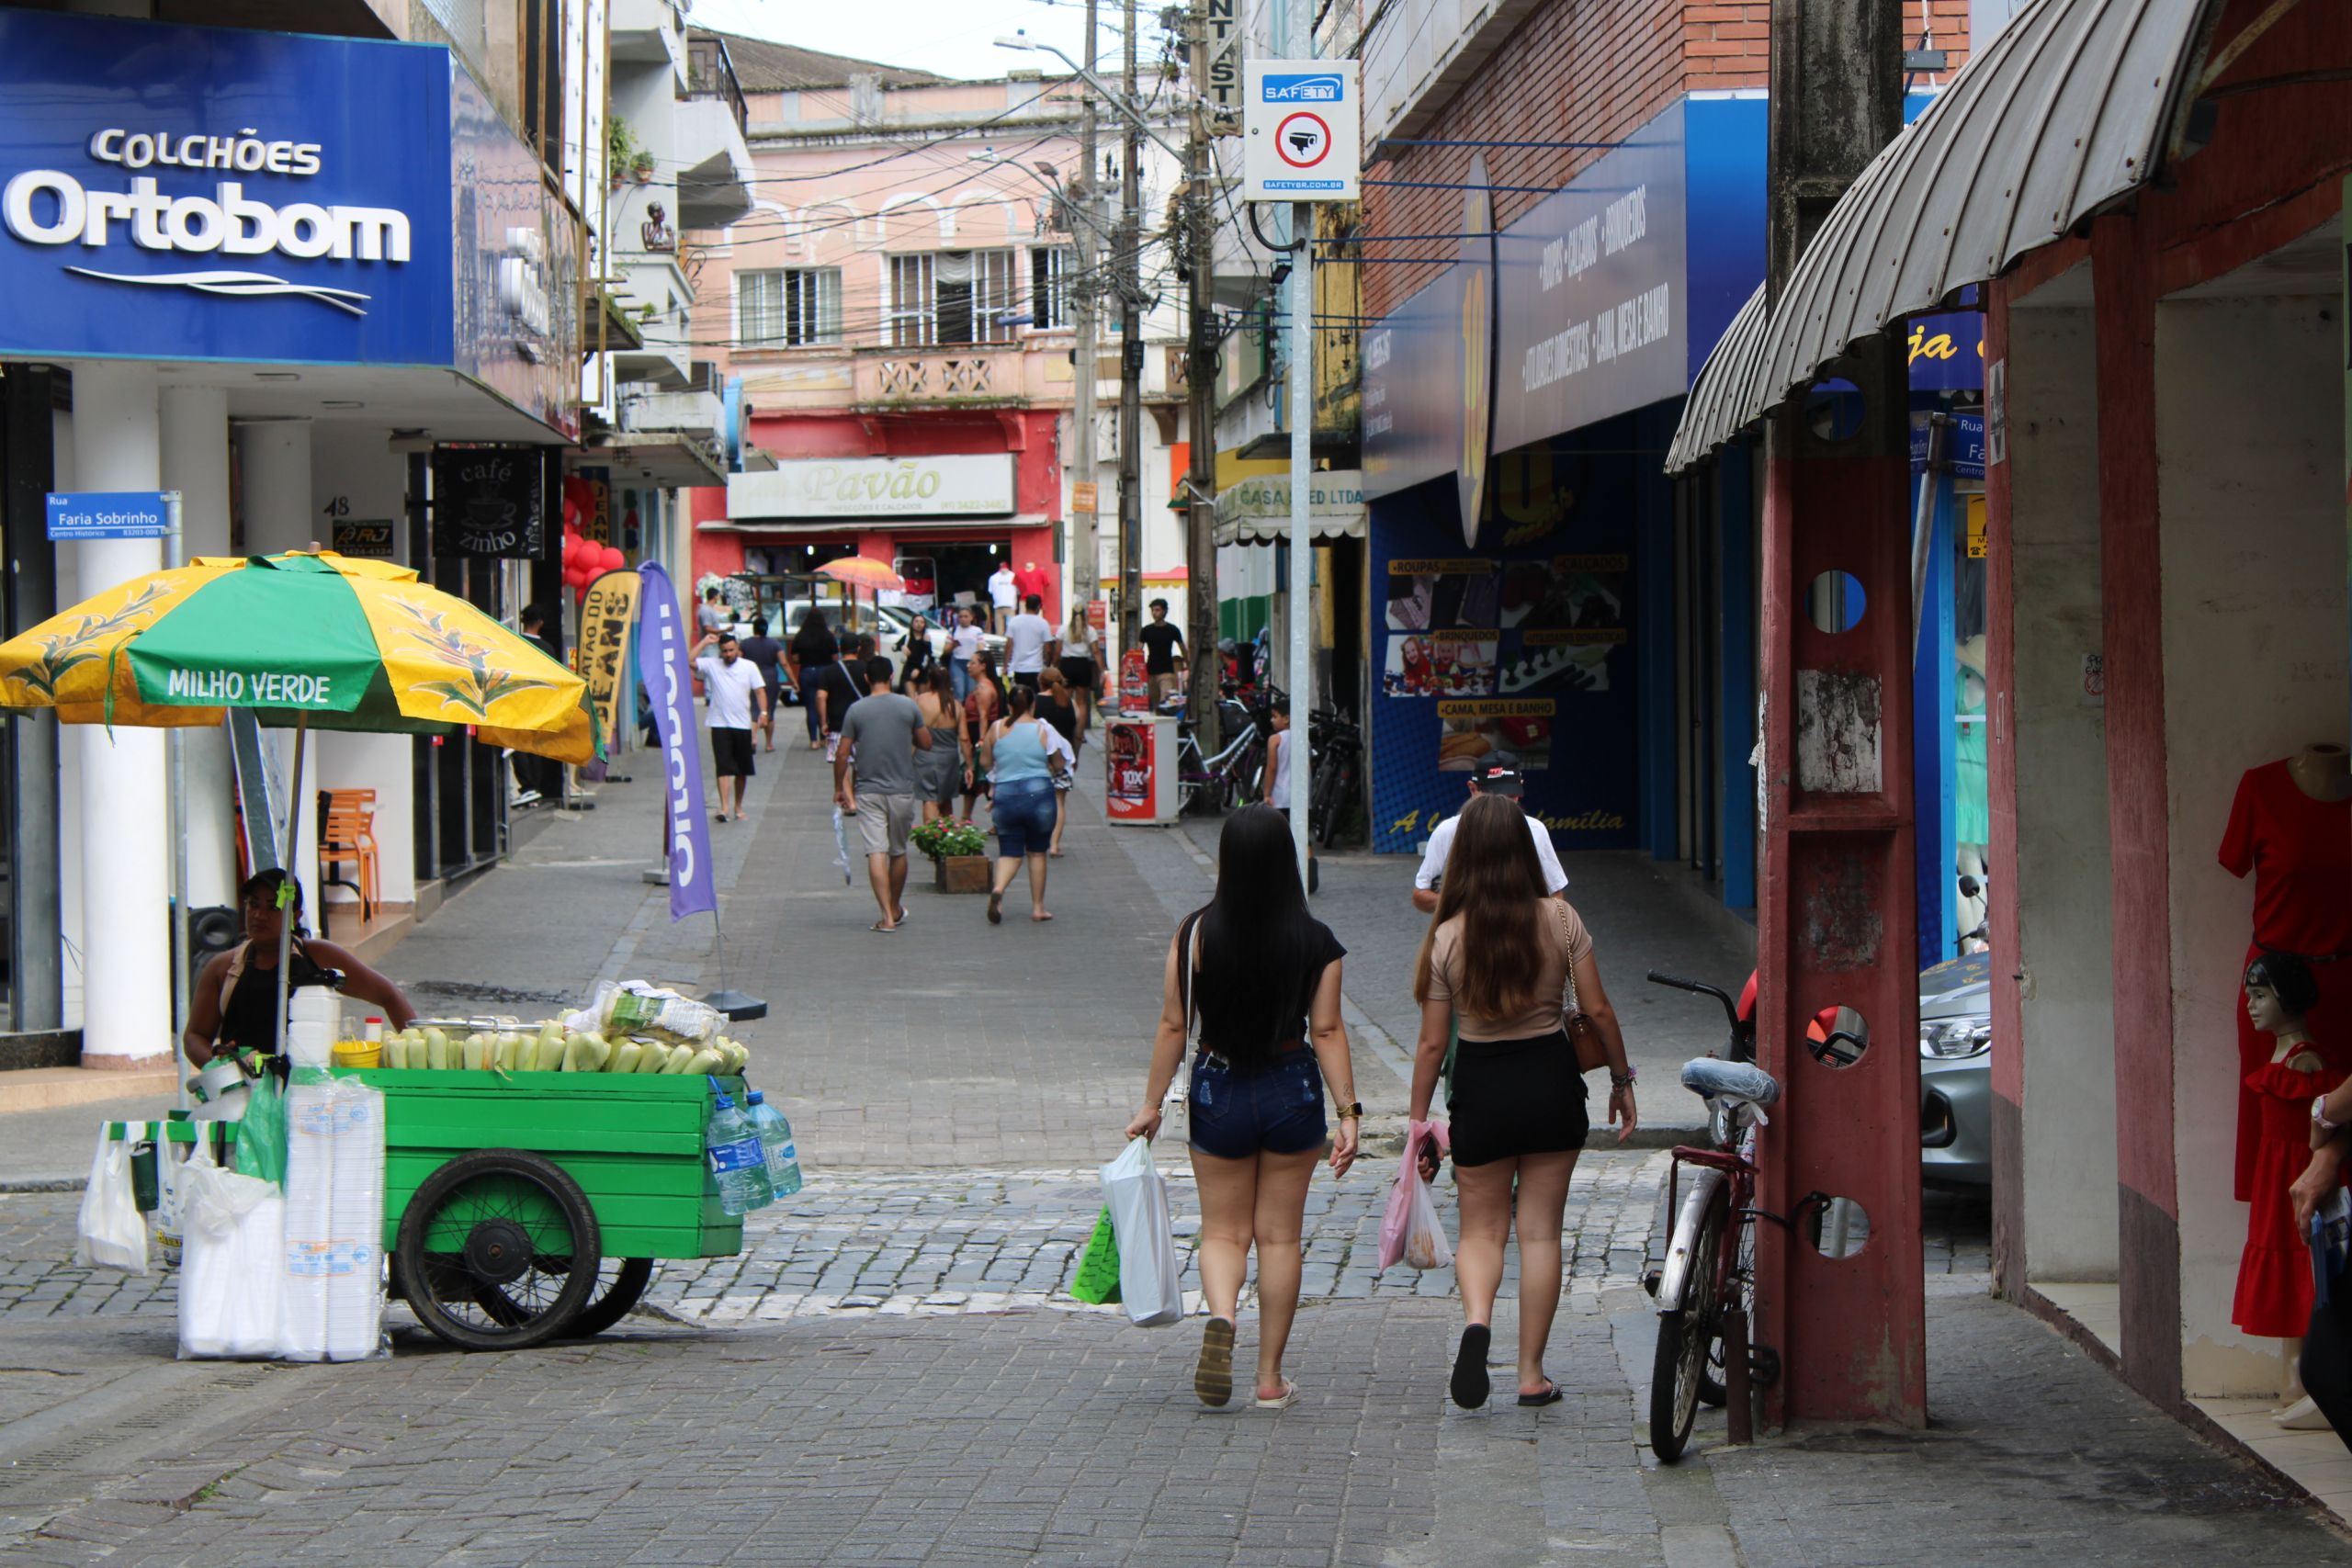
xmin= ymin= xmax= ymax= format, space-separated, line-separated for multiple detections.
xmin=1667 ymin=0 xmax=2222 ymax=472
xmin=698 ymin=514 xmax=1050 ymax=536
xmin=1212 ymin=470 xmax=1368 ymax=547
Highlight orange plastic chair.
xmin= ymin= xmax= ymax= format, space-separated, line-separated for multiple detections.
xmin=318 ymin=788 xmax=380 ymax=928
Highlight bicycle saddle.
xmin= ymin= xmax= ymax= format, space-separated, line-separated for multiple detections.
xmin=1680 ymin=1056 xmax=1781 ymax=1109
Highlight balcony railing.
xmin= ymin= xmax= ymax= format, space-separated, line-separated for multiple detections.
xmin=872 ymin=355 xmax=1001 ymax=401
xmin=685 ymin=35 xmax=748 ymax=139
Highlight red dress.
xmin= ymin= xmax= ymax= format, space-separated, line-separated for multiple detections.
xmin=2220 ymin=761 xmax=2352 ymax=1201
xmin=2234 ymin=1056 xmax=2344 ymax=1337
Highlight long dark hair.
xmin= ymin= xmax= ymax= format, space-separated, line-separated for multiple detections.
xmin=1189 ymin=805 xmax=1318 ymax=1066
xmin=1412 ymin=793 xmax=1548 ymax=1017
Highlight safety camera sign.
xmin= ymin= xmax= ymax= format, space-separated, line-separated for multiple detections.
xmin=1243 ymin=60 xmax=1358 ymax=201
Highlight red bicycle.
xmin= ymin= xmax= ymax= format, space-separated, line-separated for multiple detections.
xmin=1643 ymin=972 xmax=1843 ymax=1462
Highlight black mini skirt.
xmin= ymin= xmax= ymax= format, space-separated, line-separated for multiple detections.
xmin=1447 ymin=1029 xmax=1589 ymax=1167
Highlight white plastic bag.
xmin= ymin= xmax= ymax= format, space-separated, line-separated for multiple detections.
xmin=153 ymin=1126 xmax=189 ymax=1270
xmin=178 ymin=1135 xmax=284 ymax=1359
xmin=1399 ymin=1168 xmax=1453 ymax=1271
xmin=1099 ymin=1136 xmax=1184 ymax=1327
xmin=74 ymin=1129 xmax=149 ymax=1274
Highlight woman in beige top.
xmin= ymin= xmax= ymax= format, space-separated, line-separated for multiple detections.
xmin=1410 ymin=794 xmax=1636 ymax=1409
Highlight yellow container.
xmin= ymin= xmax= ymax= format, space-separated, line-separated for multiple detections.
xmin=331 ymin=1041 xmax=382 ymax=1069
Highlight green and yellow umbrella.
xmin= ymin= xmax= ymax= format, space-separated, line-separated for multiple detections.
xmin=0 ymin=550 xmax=597 ymax=762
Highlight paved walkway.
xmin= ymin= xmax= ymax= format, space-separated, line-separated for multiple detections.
xmin=4 ymin=736 xmax=2345 ymax=1565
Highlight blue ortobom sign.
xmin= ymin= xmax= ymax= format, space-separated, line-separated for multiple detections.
xmin=46 ymin=491 xmax=175 ymax=540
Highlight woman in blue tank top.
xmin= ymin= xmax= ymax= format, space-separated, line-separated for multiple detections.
xmin=980 ymin=685 xmax=1065 ymax=924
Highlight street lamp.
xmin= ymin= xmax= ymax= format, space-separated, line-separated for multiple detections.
xmin=993 ymin=32 xmax=1188 ymax=164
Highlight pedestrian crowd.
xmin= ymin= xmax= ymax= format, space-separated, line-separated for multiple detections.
xmin=699 ymin=587 xmax=1645 ymax=1416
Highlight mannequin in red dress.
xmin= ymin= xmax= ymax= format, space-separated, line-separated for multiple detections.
xmin=2235 ymin=953 xmax=2337 ymax=1342
xmin=2221 ymin=745 xmax=2352 ymax=1203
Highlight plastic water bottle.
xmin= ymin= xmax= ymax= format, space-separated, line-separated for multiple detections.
xmin=746 ymin=1091 xmax=802 ymax=1197
xmin=706 ymin=1088 xmax=774 ymax=1215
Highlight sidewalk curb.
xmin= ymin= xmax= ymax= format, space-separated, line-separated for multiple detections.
xmin=0 ymin=1177 xmax=87 ymax=1193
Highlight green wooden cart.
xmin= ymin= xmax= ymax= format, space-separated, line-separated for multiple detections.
xmin=117 ymin=1066 xmax=746 ymax=1352
xmin=354 ymin=1066 xmax=746 ymax=1350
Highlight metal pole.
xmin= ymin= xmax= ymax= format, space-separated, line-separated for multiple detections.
xmin=1071 ymin=0 xmax=1102 ymax=625
xmin=1908 ymin=414 xmax=1943 ymax=665
xmin=274 ymin=711 xmax=307 ymax=1063
xmin=1184 ymin=0 xmax=1221 ymax=746
xmin=165 ymin=492 xmax=189 ymax=1109
xmin=1116 ymin=0 xmax=1144 ymax=648
xmin=1286 ymin=200 xmax=1312 ymax=884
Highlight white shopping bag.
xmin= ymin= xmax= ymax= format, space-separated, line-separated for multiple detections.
xmin=153 ymin=1127 xmax=189 ymax=1270
xmin=1099 ymin=1136 xmax=1184 ymax=1327
xmin=177 ymin=1136 xmax=284 ymax=1359
xmin=74 ymin=1129 xmax=149 ymax=1274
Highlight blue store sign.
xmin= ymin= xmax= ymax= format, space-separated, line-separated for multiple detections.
xmin=0 ymin=11 xmax=576 ymax=436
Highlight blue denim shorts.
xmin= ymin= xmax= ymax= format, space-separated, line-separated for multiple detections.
xmin=1187 ymin=1048 xmax=1329 ymax=1159
xmin=992 ymin=777 xmax=1057 ymax=857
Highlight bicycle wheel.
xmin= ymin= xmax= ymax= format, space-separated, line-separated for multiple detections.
xmin=1697 ymin=1208 xmax=1757 ymax=1407
xmin=1648 ymin=1185 xmax=1727 ymax=1462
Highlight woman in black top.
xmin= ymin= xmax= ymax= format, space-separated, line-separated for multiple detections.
xmin=1129 ymin=806 xmax=1362 ymax=1411
xmin=898 ymin=612 xmax=937 ymax=692
xmin=181 ymin=871 xmax=415 ymax=1066
xmin=1037 ymin=667 xmax=1080 ymax=857
xmin=789 ymin=610 xmax=838 ymax=750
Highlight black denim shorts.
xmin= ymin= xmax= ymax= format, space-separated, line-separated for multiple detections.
xmin=1187 ymin=1048 xmax=1329 ymax=1160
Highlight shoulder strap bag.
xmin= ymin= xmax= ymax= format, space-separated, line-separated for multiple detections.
xmin=1556 ymin=901 xmax=1610 ymax=1075
xmin=1163 ymin=913 xmax=1204 ymax=1128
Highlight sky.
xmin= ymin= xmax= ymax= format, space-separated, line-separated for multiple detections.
xmin=687 ymin=0 xmax=1124 ymax=83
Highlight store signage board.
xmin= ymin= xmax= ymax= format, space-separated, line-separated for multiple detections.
xmin=727 ymin=455 xmax=1017 ymax=521
xmin=1492 ymin=99 xmax=1691 ymax=455
xmin=578 ymin=568 xmax=641 ymax=750
xmin=431 ymin=446 xmax=546 ymax=559
xmin=46 ymin=491 xmax=173 ymax=540
xmin=329 ymin=520 xmax=395 ymax=557
xmin=1215 ymin=471 xmax=1365 ymax=521
xmin=1362 ymin=265 xmax=1465 ymax=500
xmin=0 ymin=11 xmax=576 ymax=439
xmin=1242 ymin=61 xmax=1358 ymax=202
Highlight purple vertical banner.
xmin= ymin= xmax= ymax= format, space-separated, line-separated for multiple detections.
xmin=635 ymin=562 xmax=716 ymax=921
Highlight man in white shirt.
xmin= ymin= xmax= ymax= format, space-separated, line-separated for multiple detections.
xmin=691 ymin=631 xmax=768 ymax=823
xmin=1411 ymin=765 xmax=1567 ymax=912
xmin=987 ymin=563 xmax=1017 ymax=634
xmin=1003 ymin=594 xmax=1057 ymax=693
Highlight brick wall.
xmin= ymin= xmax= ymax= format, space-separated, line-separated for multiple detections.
xmin=1361 ymin=0 xmax=1973 ymax=319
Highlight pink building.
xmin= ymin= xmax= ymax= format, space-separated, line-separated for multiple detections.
xmin=684 ymin=38 xmax=1189 ymax=623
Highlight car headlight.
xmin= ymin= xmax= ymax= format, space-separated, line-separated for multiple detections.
xmin=1919 ymin=1017 xmax=1992 ymax=1059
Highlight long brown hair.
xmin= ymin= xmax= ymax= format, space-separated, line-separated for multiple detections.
xmin=1412 ymin=793 xmax=1549 ymax=1017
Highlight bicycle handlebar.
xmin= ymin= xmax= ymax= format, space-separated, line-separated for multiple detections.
xmin=1645 ymin=970 xmax=1741 ymax=1031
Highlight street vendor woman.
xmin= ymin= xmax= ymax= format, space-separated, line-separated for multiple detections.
xmin=182 ymin=870 xmax=416 ymax=1066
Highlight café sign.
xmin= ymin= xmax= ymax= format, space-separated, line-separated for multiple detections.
xmin=727 ymin=455 xmax=1018 ymax=521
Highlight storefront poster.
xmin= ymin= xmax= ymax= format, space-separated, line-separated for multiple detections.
xmin=577 ymin=568 xmax=640 ymax=754
xmin=450 ymin=62 xmax=581 ymax=440
xmin=432 ymin=446 xmax=548 ymax=558
xmin=1369 ymin=439 xmax=1643 ymax=853
xmin=635 ymin=562 xmax=715 ymax=921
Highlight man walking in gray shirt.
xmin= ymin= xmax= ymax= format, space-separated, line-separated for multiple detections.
xmin=833 ymin=657 xmax=933 ymax=932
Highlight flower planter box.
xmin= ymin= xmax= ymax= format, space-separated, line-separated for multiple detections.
xmin=933 ymin=854 xmax=990 ymax=894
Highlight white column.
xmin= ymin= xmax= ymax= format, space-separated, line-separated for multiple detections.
xmin=160 ymin=385 xmax=238 ymax=914
xmin=234 ymin=420 xmax=319 ymax=898
xmin=71 ymin=363 xmax=172 ymax=1067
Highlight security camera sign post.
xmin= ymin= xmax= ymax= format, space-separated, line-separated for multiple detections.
xmin=1242 ymin=61 xmax=1359 ymax=201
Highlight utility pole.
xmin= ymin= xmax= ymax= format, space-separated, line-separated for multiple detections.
xmin=1115 ymin=0 xmax=1145 ymax=648
xmin=1281 ymin=0 xmax=1312 ymax=885
xmin=1182 ymin=0 xmax=1220 ymax=741
xmin=1069 ymin=0 xmax=1101 ymax=624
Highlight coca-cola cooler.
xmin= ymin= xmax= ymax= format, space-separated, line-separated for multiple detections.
xmin=1104 ymin=715 xmax=1178 ymax=825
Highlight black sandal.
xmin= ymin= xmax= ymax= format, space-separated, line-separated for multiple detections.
xmin=1516 ymin=1381 xmax=1564 ymax=1407
xmin=1195 ymin=1317 xmax=1235 ymax=1407
xmin=1451 ymin=1324 xmax=1491 ymax=1409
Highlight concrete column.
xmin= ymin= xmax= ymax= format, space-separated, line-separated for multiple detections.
xmin=70 ymin=362 xmax=171 ymax=1067
xmin=159 ymin=385 xmax=238 ymax=914
xmin=233 ymin=420 xmax=319 ymax=899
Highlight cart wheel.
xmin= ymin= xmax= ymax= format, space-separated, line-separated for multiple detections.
xmin=395 ymin=1148 xmax=603 ymax=1351
xmin=569 ymin=1258 xmax=657 ymax=1337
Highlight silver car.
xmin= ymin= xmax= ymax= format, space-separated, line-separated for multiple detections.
xmin=1919 ymin=950 xmax=1993 ymax=1187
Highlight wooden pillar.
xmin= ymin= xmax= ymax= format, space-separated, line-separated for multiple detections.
xmin=1754 ymin=334 xmax=1926 ymax=1427
xmin=2091 ymin=211 xmax=2182 ymax=1410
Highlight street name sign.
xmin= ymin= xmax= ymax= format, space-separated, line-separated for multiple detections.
xmin=1243 ymin=61 xmax=1359 ymax=202
xmin=45 ymin=491 xmax=175 ymax=540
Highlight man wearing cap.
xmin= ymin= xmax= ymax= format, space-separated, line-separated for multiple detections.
xmin=1411 ymin=765 xmax=1568 ymax=912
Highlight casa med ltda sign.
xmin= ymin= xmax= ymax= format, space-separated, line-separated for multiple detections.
xmin=0 ymin=10 xmax=578 ymax=435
